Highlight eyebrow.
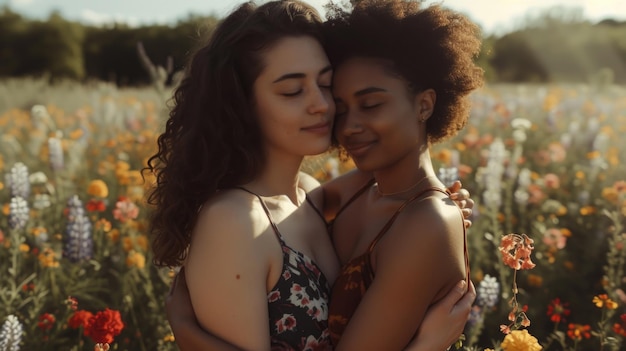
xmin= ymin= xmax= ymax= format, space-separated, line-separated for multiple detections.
xmin=272 ymin=65 xmax=333 ymax=83
xmin=334 ymin=86 xmax=387 ymax=102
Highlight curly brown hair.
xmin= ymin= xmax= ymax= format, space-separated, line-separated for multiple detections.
xmin=323 ymin=0 xmax=484 ymax=144
xmin=145 ymin=0 xmax=324 ymax=267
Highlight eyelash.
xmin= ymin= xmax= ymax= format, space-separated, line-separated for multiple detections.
xmin=282 ymin=90 xmax=302 ymax=97
xmin=363 ymin=103 xmax=381 ymax=109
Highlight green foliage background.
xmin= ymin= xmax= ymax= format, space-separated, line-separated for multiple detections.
xmin=1 ymin=5 xmax=626 ymax=85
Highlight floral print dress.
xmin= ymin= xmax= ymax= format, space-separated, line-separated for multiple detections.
xmin=237 ymin=188 xmax=332 ymax=351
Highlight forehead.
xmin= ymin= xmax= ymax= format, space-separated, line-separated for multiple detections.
xmin=257 ymin=36 xmax=329 ymax=80
xmin=332 ymin=57 xmax=401 ymax=94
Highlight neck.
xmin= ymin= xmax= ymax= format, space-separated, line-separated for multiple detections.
xmin=243 ymin=149 xmax=304 ymax=206
xmin=372 ymin=147 xmax=440 ymax=197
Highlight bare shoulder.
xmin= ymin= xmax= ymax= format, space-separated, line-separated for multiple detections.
xmin=376 ymin=190 xmax=466 ymax=298
xmin=402 ymin=190 xmax=464 ymax=240
xmin=194 ymin=189 xmax=267 ymax=240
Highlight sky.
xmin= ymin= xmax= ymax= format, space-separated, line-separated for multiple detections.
xmin=3 ymin=0 xmax=626 ymax=35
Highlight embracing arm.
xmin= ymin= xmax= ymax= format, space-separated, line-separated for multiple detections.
xmin=166 ymin=269 xmax=248 ymax=351
xmin=185 ymin=198 xmax=271 ymax=351
xmin=405 ymin=280 xmax=476 ymax=351
xmin=333 ymin=204 xmax=467 ymax=351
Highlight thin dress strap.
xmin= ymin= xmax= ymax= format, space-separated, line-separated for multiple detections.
xmin=305 ymin=194 xmax=327 ymax=225
xmin=367 ymin=186 xmax=471 ymax=282
xmin=367 ymin=187 xmax=448 ymax=253
xmin=236 ymin=187 xmax=285 ymax=243
xmin=335 ymin=178 xmax=376 ymax=219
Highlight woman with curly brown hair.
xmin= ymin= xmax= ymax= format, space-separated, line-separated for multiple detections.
xmin=149 ymin=0 xmax=480 ymax=350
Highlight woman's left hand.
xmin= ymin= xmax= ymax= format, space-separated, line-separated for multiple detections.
xmin=447 ymin=180 xmax=474 ymax=228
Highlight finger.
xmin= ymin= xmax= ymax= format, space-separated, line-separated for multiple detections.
xmin=464 ymin=219 xmax=473 ymax=228
xmin=441 ymin=280 xmax=468 ymax=312
xmin=458 ymin=188 xmax=470 ymax=200
xmin=465 ymin=198 xmax=475 ymax=211
xmin=461 ymin=208 xmax=472 ymax=217
xmin=453 ymin=280 xmax=476 ymax=316
xmin=449 ymin=180 xmax=462 ymax=193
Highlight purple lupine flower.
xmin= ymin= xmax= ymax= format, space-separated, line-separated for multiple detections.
xmin=48 ymin=137 xmax=64 ymax=171
xmin=0 ymin=314 xmax=23 ymax=351
xmin=8 ymin=196 xmax=29 ymax=230
xmin=63 ymin=196 xmax=93 ymax=262
xmin=6 ymin=162 xmax=30 ymax=199
xmin=476 ymin=274 xmax=500 ymax=309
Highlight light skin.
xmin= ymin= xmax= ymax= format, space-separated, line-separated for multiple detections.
xmin=181 ymin=36 xmax=473 ymax=351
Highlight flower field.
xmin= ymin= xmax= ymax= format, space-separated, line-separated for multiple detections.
xmin=0 ymin=78 xmax=625 ymax=351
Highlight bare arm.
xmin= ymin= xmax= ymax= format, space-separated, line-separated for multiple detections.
xmin=166 ymin=269 xmax=248 ymax=351
xmin=405 ymin=280 xmax=476 ymax=351
xmin=185 ymin=196 xmax=271 ymax=351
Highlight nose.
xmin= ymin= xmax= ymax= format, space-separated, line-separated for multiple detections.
xmin=338 ymin=110 xmax=363 ymax=137
xmin=307 ymin=86 xmax=331 ymax=115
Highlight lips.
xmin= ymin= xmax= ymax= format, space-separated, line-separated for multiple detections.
xmin=301 ymin=121 xmax=331 ymax=133
xmin=344 ymin=141 xmax=375 ymax=157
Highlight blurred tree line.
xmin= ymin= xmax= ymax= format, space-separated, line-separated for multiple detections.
xmin=0 ymin=5 xmax=625 ymax=85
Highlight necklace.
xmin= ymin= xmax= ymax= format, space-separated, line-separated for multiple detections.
xmin=374 ymin=175 xmax=434 ymax=197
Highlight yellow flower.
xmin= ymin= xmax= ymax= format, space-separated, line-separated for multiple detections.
xmin=87 ymin=180 xmax=109 ymax=198
xmin=0 ymin=181 xmax=3 ymax=191
xmin=126 ymin=250 xmax=146 ymax=269
xmin=593 ymin=294 xmax=618 ymax=309
xmin=38 ymin=248 xmax=60 ymax=268
xmin=579 ymin=206 xmax=596 ymax=216
xmin=19 ymin=243 xmax=30 ymax=252
xmin=602 ymin=187 xmax=619 ymax=204
xmin=31 ymin=227 xmax=47 ymax=237
xmin=163 ymin=334 xmax=175 ymax=342
xmin=501 ymin=329 xmax=542 ymax=351
xmin=95 ymin=219 xmax=112 ymax=232
xmin=586 ymin=151 xmax=600 ymax=159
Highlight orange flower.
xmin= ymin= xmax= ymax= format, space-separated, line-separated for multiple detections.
xmin=499 ymin=233 xmax=536 ymax=270
xmin=593 ymin=294 xmax=618 ymax=309
xmin=87 ymin=180 xmax=109 ymax=198
xmin=567 ymin=323 xmax=591 ymax=341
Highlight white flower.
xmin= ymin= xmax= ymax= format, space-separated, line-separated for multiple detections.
xmin=9 ymin=196 xmax=29 ymax=230
xmin=29 ymin=171 xmax=48 ymax=185
xmin=511 ymin=118 xmax=531 ymax=130
xmin=0 ymin=314 xmax=23 ymax=351
xmin=477 ymin=275 xmax=500 ymax=308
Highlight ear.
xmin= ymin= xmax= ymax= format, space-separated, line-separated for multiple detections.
xmin=414 ymin=89 xmax=436 ymax=123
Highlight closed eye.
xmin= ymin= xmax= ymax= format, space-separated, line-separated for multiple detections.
xmin=363 ymin=103 xmax=382 ymax=109
xmin=282 ymin=90 xmax=302 ymax=97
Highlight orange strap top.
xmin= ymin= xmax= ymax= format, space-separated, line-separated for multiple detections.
xmin=327 ymin=185 xmax=470 ymax=346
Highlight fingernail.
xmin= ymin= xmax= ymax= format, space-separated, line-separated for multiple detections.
xmin=456 ymin=280 xmax=466 ymax=291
